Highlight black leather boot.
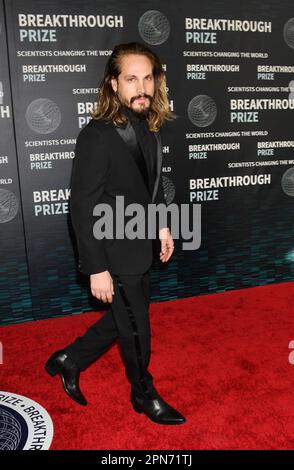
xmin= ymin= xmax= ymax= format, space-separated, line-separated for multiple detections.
xmin=45 ymin=349 xmax=87 ymax=406
xmin=131 ymin=391 xmax=186 ymax=425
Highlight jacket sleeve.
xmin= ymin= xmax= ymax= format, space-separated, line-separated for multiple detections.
xmin=155 ymin=172 xmax=172 ymax=232
xmin=70 ymin=125 xmax=110 ymax=275
xmin=154 ymin=129 xmax=171 ymax=232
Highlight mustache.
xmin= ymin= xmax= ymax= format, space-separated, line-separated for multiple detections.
xmin=130 ymin=94 xmax=152 ymax=103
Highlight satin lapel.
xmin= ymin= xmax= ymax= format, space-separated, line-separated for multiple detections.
xmin=114 ymin=122 xmax=151 ymax=197
xmin=151 ymin=131 xmax=162 ymax=203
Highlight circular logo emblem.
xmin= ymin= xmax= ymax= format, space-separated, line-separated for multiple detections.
xmin=0 ymin=392 xmax=53 ymax=450
xmin=138 ymin=10 xmax=170 ymax=45
xmin=162 ymin=176 xmax=176 ymax=204
xmin=0 ymin=189 xmax=19 ymax=223
xmin=188 ymin=95 xmax=217 ymax=127
xmin=284 ymin=18 xmax=294 ymax=49
xmin=25 ymin=98 xmax=61 ymax=134
xmin=281 ymin=167 xmax=294 ymax=196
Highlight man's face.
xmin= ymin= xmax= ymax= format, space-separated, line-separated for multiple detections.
xmin=111 ymin=54 xmax=155 ymax=117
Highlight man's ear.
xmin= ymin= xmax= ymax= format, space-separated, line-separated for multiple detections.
xmin=110 ymin=77 xmax=117 ymax=94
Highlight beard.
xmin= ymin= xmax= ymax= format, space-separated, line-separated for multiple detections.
xmin=120 ymin=94 xmax=153 ymax=119
xmin=130 ymin=105 xmax=150 ymax=119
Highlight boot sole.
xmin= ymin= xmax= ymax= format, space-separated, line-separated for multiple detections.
xmin=131 ymin=397 xmax=186 ymax=424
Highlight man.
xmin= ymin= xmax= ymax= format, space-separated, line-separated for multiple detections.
xmin=45 ymin=42 xmax=186 ymax=425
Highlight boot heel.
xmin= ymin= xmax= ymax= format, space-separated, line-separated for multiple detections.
xmin=45 ymin=359 xmax=58 ymax=377
xmin=131 ymin=398 xmax=143 ymax=414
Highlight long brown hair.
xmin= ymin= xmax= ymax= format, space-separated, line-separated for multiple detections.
xmin=90 ymin=42 xmax=177 ymax=132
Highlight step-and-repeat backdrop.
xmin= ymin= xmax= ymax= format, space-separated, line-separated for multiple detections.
xmin=1 ymin=0 xmax=293 ymax=325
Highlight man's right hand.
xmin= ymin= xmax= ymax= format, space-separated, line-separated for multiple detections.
xmin=90 ymin=270 xmax=114 ymax=303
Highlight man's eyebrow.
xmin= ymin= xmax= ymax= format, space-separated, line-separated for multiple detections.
xmin=124 ymin=73 xmax=153 ymax=78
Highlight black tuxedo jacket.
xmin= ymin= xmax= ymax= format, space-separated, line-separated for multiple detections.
xmin=70 ymin=117 xmax=168 ymax=275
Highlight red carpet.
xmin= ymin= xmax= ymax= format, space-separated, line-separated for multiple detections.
xmin=0 ymin=281 xmax=294 ymax=450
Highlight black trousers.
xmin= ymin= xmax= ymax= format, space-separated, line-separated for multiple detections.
xmin=65 ymin=270 xmax=159 ymax=399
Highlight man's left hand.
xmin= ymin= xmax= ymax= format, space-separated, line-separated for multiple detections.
xmin=159 ymin=228 xmax=174 ymax=263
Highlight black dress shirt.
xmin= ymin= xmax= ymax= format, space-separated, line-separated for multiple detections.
xmin=121 ymin=105 xmax=157 ymax=196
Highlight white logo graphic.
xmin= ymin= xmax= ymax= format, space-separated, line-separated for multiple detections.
xmin=284 ymin=18 xmax=294 ymax=49
xmin=162 ymin=175 xmax=176 ymax=205
xmin=281 ymin=167 xmax=294 ymax=196
xmin=138 ymin=10 xmax=170 ymax=45
xmin=0 ymin=189 xmax=19 ymax=223
xmin=0 ymin=392 xmax=54 ymax=450
xmin=188 ymin=95 xmax=217 ymax=127
xmin=25 ymin=98 xmax=61 ymax=134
